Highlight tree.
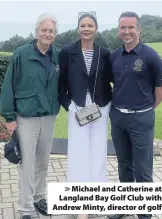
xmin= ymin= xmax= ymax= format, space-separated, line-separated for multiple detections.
xmin=1 ymin=14 xmax=162 ymax=52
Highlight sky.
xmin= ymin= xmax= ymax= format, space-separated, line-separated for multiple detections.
xmin=0 ymin=0 xmax=162 ymax=41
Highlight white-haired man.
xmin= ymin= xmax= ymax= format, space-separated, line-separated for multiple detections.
xmin=0 ymin=12 xmax=60 ymax=219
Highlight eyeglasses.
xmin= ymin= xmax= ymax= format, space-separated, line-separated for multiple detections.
xmin=78 ymin=11 xmax=97 ymax=20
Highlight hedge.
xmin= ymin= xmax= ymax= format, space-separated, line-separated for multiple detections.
xmin=0 ymin=54 xmax=13 ymax=139
xmin=0 ymin=54 xmax=12 ymax=91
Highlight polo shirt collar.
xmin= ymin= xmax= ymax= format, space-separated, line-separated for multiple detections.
xmin=121 ymin=41 xmax=142 ymax=55
xmin=33 ymin=39 xmax=52 ymax=56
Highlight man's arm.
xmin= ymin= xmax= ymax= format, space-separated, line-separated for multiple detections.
xmin=148 ymin=50 xmax=162 ymax=108
xmin=58 ymin=48 xmax=71 ymax=111
xmin=155 ymin=87 xmax=162 ymax=108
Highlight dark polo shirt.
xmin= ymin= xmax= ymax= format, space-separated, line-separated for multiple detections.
xmin=34 ymin=40 xmax=52 ymax=86
xmin=111 ymin=42 xmax=162 ymax=110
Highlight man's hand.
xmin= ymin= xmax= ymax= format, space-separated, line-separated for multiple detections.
xmin=5 ymin=121 xmax=17 ymax=135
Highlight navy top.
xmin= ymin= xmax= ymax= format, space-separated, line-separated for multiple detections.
xmin=111 ymin=42 xmax=162 ymax=110
xmin=34 ymin=40 xmax=52 ymax=86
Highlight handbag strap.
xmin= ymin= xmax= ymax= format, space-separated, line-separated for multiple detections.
xmin=92 ymin=46 xmax=100 ymax=102
xmin=73 ymin=46 xmax=101 ymax=111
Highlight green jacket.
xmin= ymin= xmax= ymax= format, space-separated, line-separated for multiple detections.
xmin=0 ymin=41 xmax=60 ymax=122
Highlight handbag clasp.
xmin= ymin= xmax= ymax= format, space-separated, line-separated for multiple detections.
xmin=86 ymin=115 xmax=93 ymax=121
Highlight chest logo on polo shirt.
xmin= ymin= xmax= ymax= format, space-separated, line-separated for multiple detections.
xmin=133 ymin=59 xmax=142 ymax=71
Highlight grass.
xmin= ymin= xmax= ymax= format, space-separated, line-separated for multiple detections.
xmin=54 ymin=107 xmax=68 ymax=139
xmin=0 ymin=52 xmax=13 ymax=56
xmin=155 ymin=103 xmax=162 ymax=139
xmin=54 ymin=104 xmax=162 ymax=140
xmin=145 ymin=42 xmax=162 ymax=57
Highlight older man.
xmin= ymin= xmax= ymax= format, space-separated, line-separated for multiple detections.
xmin=0 ymin=13 xmax=60 ymax=219
xmin=109 ymin=12 xmax=162 ymax=219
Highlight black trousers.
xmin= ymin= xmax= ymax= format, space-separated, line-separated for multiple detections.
xmin=109 ymin=106 xmax=155 ymax=219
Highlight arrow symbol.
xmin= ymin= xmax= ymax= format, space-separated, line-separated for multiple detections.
xmin=65 ymin=187 xmax=70 ymax=191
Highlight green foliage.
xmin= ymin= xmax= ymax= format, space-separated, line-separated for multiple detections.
xmin=55 ymin=29 xmax=79 ymax=49
xmin=102 ymin=29 xmax=121 ymax=51
xmin=0 ymin=54 xmax=12 ymax=91
xmin=140 ymin=15 xmax=162 ymax=43
xmin=101 ymin=15 xmax=162 ymax=51
xmin=54 ymin=29 xmax=108 ymax=49
xmin=0 ymin=33 xmax=34 ymax=52
xmin=0 ymin=52 xmax=13 ymax=56
xmin=1 ymin=14 xmax=162 ymax=52
xmin=145 ymin=42 xmax=162 ymax=57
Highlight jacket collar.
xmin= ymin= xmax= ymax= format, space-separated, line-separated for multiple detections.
xmin=27 ymin=40 xmax=57 ymax=64
xmin=68 ymin=40 xmax=98 ymax=54
xmin=69 ymin=40 xmax=100 ymax=77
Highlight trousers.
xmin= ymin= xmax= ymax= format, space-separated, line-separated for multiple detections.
xmin=16 ymin=115 xmax=56 ymax=215
xmin=67 ymin=101 xmax=111 ymax=182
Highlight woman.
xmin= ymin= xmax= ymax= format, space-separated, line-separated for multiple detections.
xmin=58 ymin=13 xmax=112 ymax=219
xmin=0 ymin=13 xmax=60 ymax=219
